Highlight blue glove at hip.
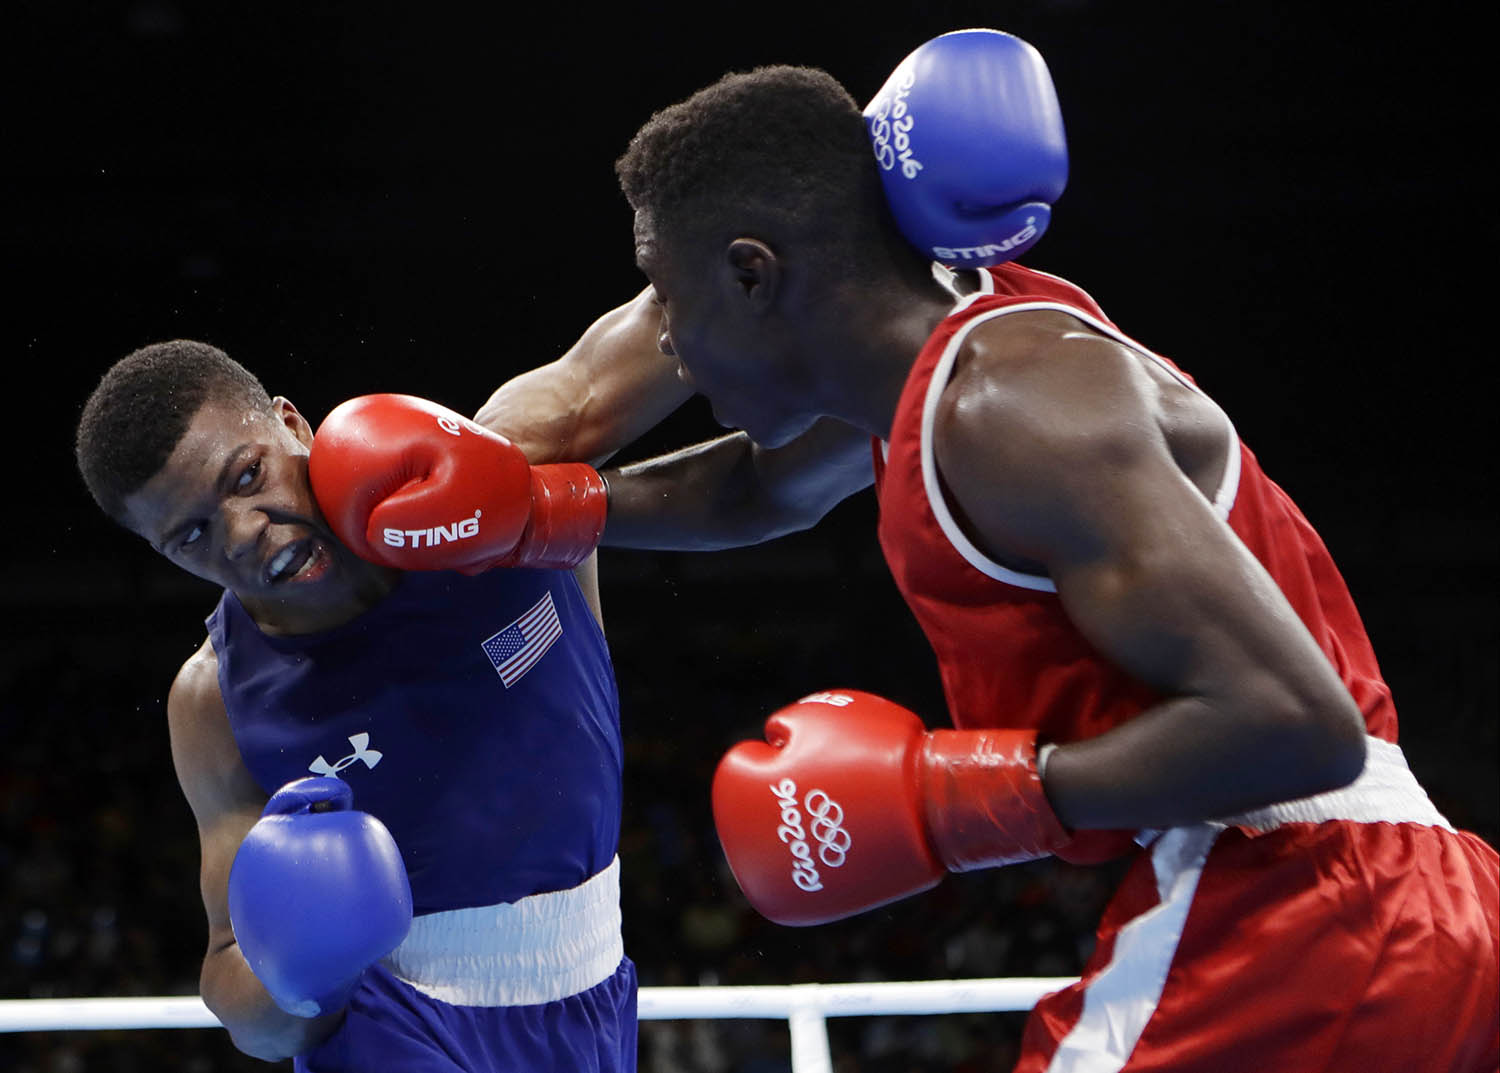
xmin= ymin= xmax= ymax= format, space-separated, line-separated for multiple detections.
xmin=227 ymin=776 xmax=413 ymax=1018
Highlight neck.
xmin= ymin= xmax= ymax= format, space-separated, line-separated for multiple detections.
xmin=804 ymin=257 xmax=959 ymax=440
xmin=241 ymin=559 xmax=401 ymax=636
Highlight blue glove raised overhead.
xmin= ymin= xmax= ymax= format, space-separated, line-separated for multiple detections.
xmin=227 ymin=777 xmax=413 ymax=1018
xmin=864 ymin=28 xmax=1068 ymax=267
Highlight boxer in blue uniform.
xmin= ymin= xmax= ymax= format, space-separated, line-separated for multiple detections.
xmin=72 ymin=335 xmax=680 ymax=1071
xmin=213 ymin=566 xmax=630 ymax=1072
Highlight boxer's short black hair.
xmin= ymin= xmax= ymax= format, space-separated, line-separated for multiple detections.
xmin=76 ymin=340 xmax=272 ymax=523
xmin=616 ymin=65 xmax=893 ymax=272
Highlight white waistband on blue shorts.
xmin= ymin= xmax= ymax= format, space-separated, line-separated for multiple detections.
xmin=1214 ymin=736 xmax=1453 ymax=832
xmin=382 ymin=856 xmax=623 ymax=1008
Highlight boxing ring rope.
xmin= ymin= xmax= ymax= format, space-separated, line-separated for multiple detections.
xmin=0 ymin=976 xmax=1078 ymax=1073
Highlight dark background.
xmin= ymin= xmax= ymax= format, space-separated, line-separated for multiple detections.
xmin=3 ymin=2 xmax=1494 ymax=1070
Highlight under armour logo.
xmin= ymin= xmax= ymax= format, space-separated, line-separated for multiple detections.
xmin=308 ymin=733 xmax=383 ymax=777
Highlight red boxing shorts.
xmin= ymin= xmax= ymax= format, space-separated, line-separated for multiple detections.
xmin=1016 ymin=738 xmax=1500 ymax=1073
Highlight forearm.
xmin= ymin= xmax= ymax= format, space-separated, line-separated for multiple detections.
xmin=602 ymin=418 xmax=875 ymax=550
xmin=202 ymin=944 xmax=343 ymax=1061
xmin=602 ymin=433 xmax=783 ymax=549
xmin=474 ymin=289 xmax=692 ymax=466
xmin=1041 ymin=691 xmax=1367 ymax=832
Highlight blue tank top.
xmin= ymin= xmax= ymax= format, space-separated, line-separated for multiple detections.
xmin=207 ymin=568 xmax=622 ymax=917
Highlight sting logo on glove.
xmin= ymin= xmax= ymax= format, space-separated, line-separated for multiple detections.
xmin=382 ymin=511 xmax=483 ymax=549
xmin=770 ymin=777 xmax=851 ymax=893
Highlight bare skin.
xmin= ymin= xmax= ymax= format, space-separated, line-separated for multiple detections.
xmin=474 ymin=286 xmax=693 ymax=468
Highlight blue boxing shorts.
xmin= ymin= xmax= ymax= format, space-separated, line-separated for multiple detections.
xmin=297 ymin=858 xmax=637 ymax=1072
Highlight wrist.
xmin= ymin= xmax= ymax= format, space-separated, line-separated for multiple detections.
xmin=485 ymin=464 xmax=607 ymax=571
xmin=917 ymin=728 xmax=1069 ymax=872
xmin=1036 ymin=741 xmax=1058 ymax=780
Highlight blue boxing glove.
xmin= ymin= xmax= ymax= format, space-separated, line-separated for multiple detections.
xmin=864 ymin=29 xmax=1067 ymax=267
xmin=227 ymin=777 xmax=412 ymax=1018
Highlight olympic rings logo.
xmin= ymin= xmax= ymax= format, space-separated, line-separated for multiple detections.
xmin=804 ymin=790 xmax=851 ymax=866
xmin=867 ymin=66 xmax=924 ymax=180
xmin=770 ymin=778 xmax=852 ymax=893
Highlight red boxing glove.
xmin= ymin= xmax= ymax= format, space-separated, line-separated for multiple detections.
xmin=711 ymin=690 xmax=1130 ymax=926
xmin=308 ymin=394 xmax=607 ymax=573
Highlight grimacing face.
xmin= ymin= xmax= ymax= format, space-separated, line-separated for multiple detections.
xmin=120 ymin=397 xmax=356 ymax=607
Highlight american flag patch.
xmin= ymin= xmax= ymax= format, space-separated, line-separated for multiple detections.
xmin=480 ymin=591 xmax=563 ymax=688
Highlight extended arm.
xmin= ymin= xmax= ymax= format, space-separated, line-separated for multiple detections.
xmin=473 ymin=286 xmax=693 ymax=467
xmin=601 ymin=417 xmax=875 ymax=550
xmin=469 ymin=288 xmax=692 ymax=623
xmin=937 ymin=312 xmax=1367 ymax=830
xmin=476 ymin=287 xmax=875 ymax=548
xmin=167 ymin=642 xmax=343 ymax=1060
xmin=473 ymin=287 xmax=875 ymax=553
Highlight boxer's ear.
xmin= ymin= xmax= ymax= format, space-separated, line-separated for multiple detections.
xmin=726 ymin=238 xmax=779 ymax=313
xmin=272 ymin=396 xmax=314 ymax=446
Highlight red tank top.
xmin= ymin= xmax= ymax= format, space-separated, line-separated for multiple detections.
xmin=874 ymin=262 xmax=1397 ymax=745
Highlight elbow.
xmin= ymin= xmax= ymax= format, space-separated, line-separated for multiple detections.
xmin=1271 ymin=688 xmax=1367 ymax=798
xmin=201 ymin=960 xmax=326 ymax=1063
xmin=217 ymin=1006 xmax=328 ymax=1063
xmin=226 ymin=1026 xmax=297 ymax=1063
xmin=204 ymin=997 xmax=292 ymax=1063
xmin=706 ymin=476 xmax=817 ymax=548
xmin=750 ymin=486 xmax=849 ymax=545
xmin=747 ymin=503 xmax=827 ymax=544
xmin=1318 ymin=696 xmax=1368 ymax=791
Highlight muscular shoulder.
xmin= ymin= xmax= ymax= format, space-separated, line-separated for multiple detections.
xmin=171 ymin=637 xmax=221 ymax=705
xmin=169 ymin=639 xmax=264 ymax=823
xmin=169 ymin=638 xmax=229 ymax=744
xmin=940 ymin=309 xmax=1154 ymax=456
xmin=931 ymin=309 xmax=1176 ymax=568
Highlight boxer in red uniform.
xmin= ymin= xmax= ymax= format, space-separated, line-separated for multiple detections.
xmin=482 ymin=31 xmax=1500 ymax=1073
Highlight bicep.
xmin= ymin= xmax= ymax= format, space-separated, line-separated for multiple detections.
xmin=936 ymin=346 xmax=1365 ymax=824
xmin=935 ymin=332 xmax=1345 ymax=719
xmin=168 ymin=651 xmax=268 ymax=950
xmin=474 ymin=288 xmax=693 ymax=465
xmin=1046 ymin=463 xmax=1316 ymax=709
xmin=1023 ymin=451 xmax=1368 ymax=821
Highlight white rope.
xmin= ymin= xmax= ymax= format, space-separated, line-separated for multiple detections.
xmin=0 ymin=996 xmax=219 ymax=1033
xmin=637 ymin=976 xmax=1077 ymax=1019
xmin=0 ymin=977 xmax=1077 ymax=1033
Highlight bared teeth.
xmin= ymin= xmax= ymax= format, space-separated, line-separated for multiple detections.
xmin=267 ymin=542 xmax=313 ymax=583
xmin=291 ymin=543 xmax=318 ymax=578
xmin=268 ymin=546 xmax=295 ymax=581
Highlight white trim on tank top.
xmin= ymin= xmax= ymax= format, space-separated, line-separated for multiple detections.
xmin=905 ymin=264 xmax=1242 ymax=592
